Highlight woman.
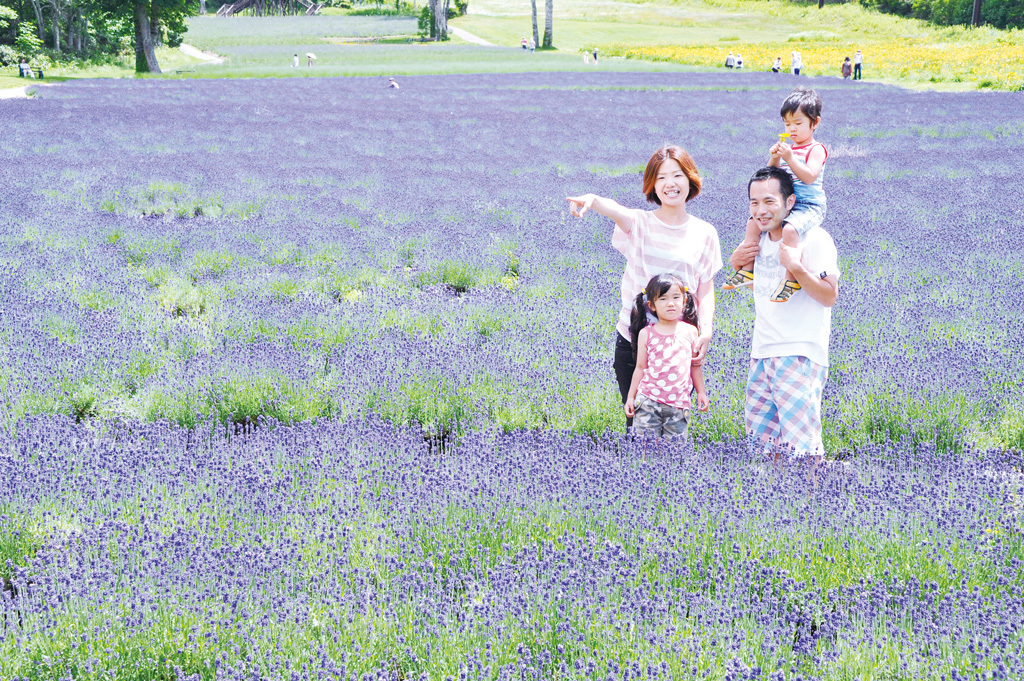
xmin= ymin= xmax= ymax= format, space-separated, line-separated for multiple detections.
xmin=567 ymin=145 xmax=723 ymax=427
xmin=841 ymin=57 xmax=852 ymax=80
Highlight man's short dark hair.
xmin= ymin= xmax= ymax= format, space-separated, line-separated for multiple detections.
xmin=780 ymin=87 xmax=822 ymax=121
xmin=748 ymin=166 xmax=795 ymax=203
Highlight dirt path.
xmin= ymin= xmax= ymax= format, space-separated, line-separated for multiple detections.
xmin=179 ymin=43 xmax=226 ymax=65
xmin=0 ymin=85 xmax=29 ymax=99
xmin=448 ymin=26 xmax=495 ymax=47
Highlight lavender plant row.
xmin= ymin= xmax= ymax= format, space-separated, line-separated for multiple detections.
xmin=0 ymin=415 xmax=1021 ymax=679
xmin=1 ymin=73 xmax=1023 ymax=449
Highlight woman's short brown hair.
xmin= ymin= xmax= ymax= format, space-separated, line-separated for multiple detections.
xmin=641 ymin=146 xmax=702 ymax=205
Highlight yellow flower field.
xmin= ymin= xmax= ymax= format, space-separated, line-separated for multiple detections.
xmin=600 ymin=40 xmax=1024 ymax=90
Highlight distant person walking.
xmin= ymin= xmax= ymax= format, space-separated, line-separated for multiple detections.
xmin=791 ymin=51 xmax=802 ymax=76
xmin=736 ymin=54 xmax=744 ymax=70
xmin=584 ymin=51 xmax=591 ymax=64
xmin=593 ymin=47 xmax=599 ymax=63
xmin=529 ymin=38 xmax=536 ymax=52
xmin=725 ymin=52 xmax=736 ymax=69
xmin=521 ymin=37 xmax=528 ymax=50
xmin=853 ymin=49 xmax=863 ymax=80
xmin=841 ymin=57 xmax=852 ymax=80
xmin=293 ymin=53 xmax=299 ymax=68
xmin=772 ymin=57 xmax=782 ymax=73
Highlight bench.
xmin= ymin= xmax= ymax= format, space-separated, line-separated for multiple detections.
xmin=16 ymin=66 xmax=43 ymax=79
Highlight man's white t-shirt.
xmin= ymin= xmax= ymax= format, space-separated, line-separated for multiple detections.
xmin=751 ymin=226 xmax=840 ymax=367
xmin=854 ymin=52 xmax=862 ymax=65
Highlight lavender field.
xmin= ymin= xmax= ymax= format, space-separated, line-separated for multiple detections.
xmin=0 ymin=72 xmax=1022 ymax=678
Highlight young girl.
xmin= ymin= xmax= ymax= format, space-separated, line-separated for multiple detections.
xmin=723 ymin=87 xmax=827 ymax=303
xmin=625 ymin=273 xmax=710 ymax=441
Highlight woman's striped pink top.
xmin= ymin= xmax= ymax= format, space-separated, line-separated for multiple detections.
xmin=611 ymin=209 xmax=723 ymax=340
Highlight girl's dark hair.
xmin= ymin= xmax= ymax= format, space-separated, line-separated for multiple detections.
xmin=629 ymin=273 xmax=699 ymax=359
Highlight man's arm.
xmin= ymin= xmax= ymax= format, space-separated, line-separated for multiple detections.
xmin=779 ymin=241 xmax=838 ymax=307
xmin=730 ymin=240 xmax=760 ymax=271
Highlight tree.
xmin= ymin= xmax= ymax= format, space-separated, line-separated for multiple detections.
xmin=420 ymin=0 xmax=450 ymax=40
xmin=542 ymin=0 xmax=552 ymax=47
xmin=28 ymin=0 xmax=47 ymax=41
xmin=90 ymin=0 xmax=193 ymax=73
xmin=972 ymin=0 xmax=982 ymax=25
xmin=530 ymin=0 xmax=538 ymax=48
xmin=133 ymin=0 xmax=159 ymax=71
xmin=50 ymin=0 xmax=74 ymax=51
xmin=0 ymin=5 xmax=15 ymax=32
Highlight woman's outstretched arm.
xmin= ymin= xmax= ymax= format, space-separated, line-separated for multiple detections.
xmin=567 ymin=194 xmax=634 ymax=234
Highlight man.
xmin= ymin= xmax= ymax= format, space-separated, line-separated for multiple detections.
xmin=730 ymin=166 xmax=840 ymax=465
xmin=853 ymin=49 xmax=863 ymax=80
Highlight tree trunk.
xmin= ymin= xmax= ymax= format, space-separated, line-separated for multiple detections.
xmin=67 ymin=9 xmax=74 ymax=51
xmin=542 ymin=0 xmax=552 ymax=47
xmin=972 ymin=0 xmax=982 ymax=26
xmin=150 ymin=4 xmax=162 ymax=47
xmin=200 ymin=0 xmax=206 ymax=15
xmin=29 ymin=0 xmax=45 ymax=41
xmin=818 ymin=0 xmax=824 ymax=8
xmin=433 ymin=0 xmax=449 ymax=40
xmin=530 ymin=0 xmax=538 ymax=49
xmin=134 ymin=0 xmax=161 ymax=73
xmin=77 ymin=15 xmax=87 ymax=51
xmin=49 ymin=0 xmax=61 ymax=51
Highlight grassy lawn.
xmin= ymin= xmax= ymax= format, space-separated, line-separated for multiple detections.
xmin=455 ymin=0 xmax=1024 ymax=89
xmin=3 ymin=0 xmax=1020 ymax=89
xmin=159 ymin=42 xmax=702 ymax=78
xmin=0 ymin=74 xmax=29 ymax=90
xmin=159 ymin=14 xmax=700 ymax=77
xmin=449 ymin=14 xmax=797 ymax=49
xmin=0 ymin=46 xmax=206 ymax=93
xmin=183 ymin=13 xmax=420 ymax=45
xmin=452 ymin=0 xmax=801 ymax=48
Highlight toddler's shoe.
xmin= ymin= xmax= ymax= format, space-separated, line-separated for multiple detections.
xmin=722 ymin=269 xmax=754 ymax=290
xmin=770 ymin=279 xmax=801 ymax=302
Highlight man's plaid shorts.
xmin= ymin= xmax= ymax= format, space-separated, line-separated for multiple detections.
xmin=745 ymin=356 xmax=827 ymax=458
